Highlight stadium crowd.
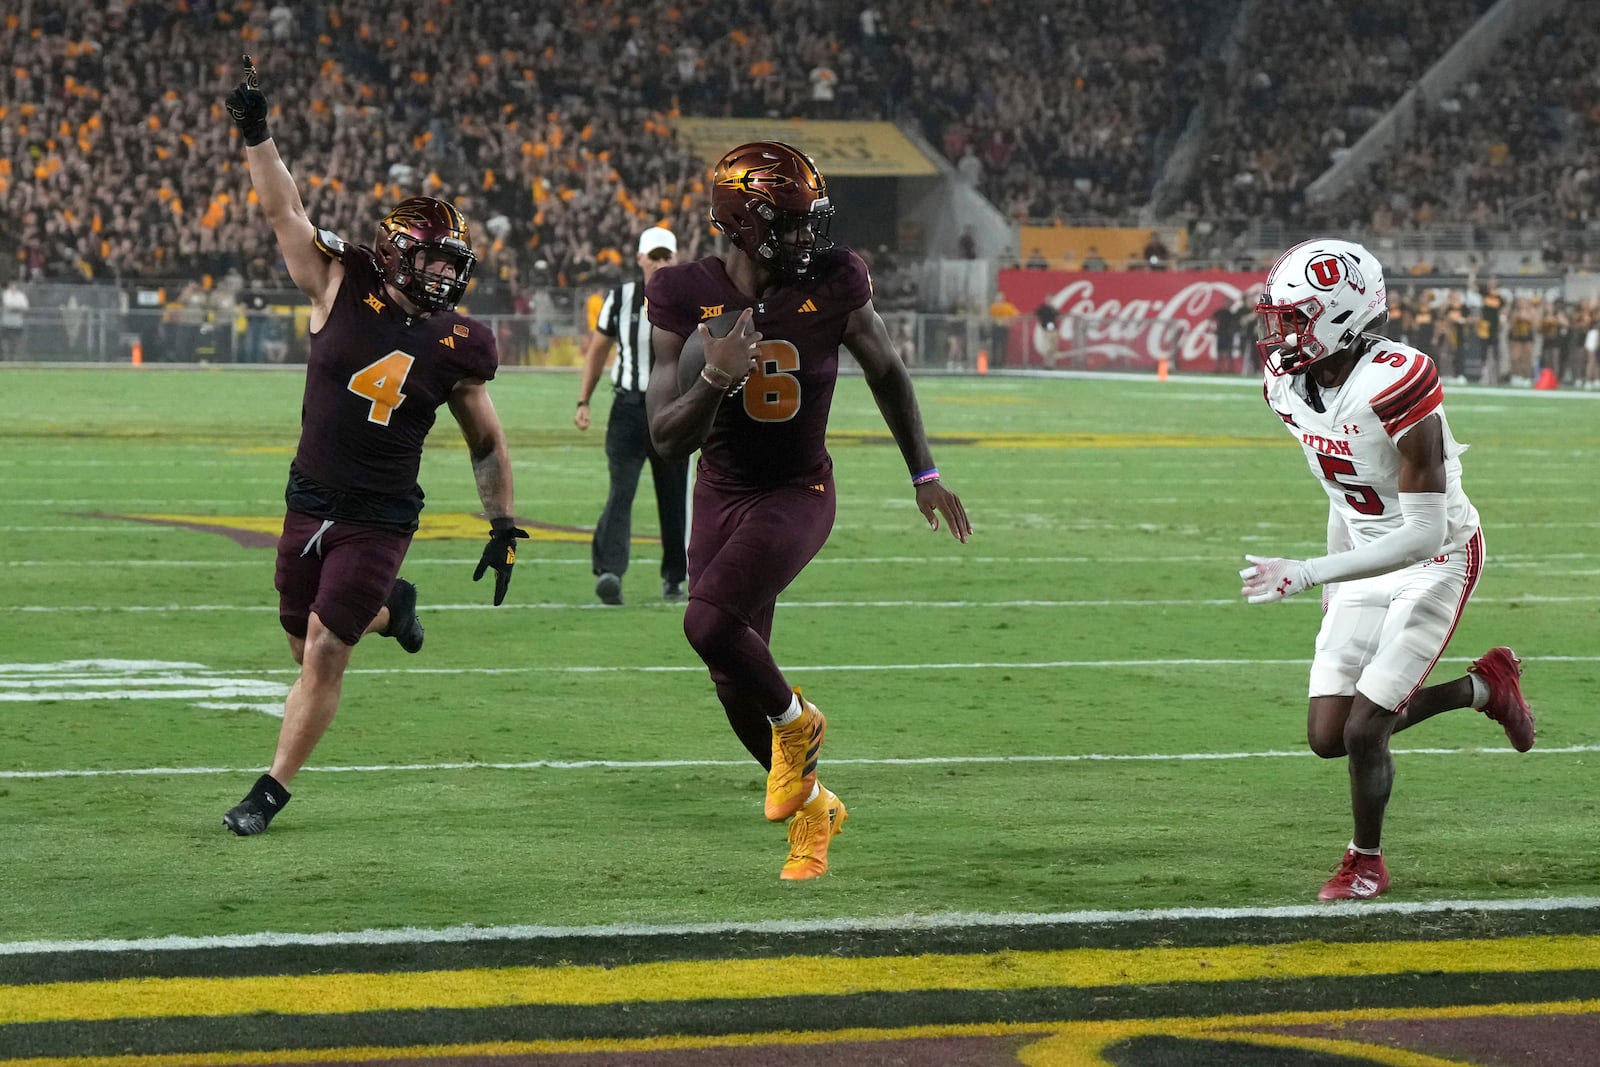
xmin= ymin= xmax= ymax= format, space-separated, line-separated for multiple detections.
xmin=0 ymin=0 xmax=1594 ymax=296
xmin=1315 ymin=14 xmax=1600 ymax=268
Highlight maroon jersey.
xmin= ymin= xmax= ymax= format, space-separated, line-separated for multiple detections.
xmin=288 ymin=240 xmax=498 ymax=531
xmin=647 ymin=247 xmax=872 ymax=488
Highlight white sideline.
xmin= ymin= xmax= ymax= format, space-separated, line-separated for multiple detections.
xmin=12 ymin=595 xmax=1600 ymax=613
xmin=5 ymin=745 xmax=1597 ymax=780
xmin=4 ymin=553 xmax=1596 ymax=568
xmin=5 ymin=896 xmax=1599 ymax=957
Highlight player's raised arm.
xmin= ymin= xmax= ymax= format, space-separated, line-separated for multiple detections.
xmin=225 ymin=55 xmax=338 ymax=309
xmin=843 ymin=300 xmax=971 ymax=542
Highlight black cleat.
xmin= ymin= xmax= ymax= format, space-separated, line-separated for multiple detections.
xmin=223 ymin=773 xmax=291 ymax=836
xmin=596 ymin=572 xmax=623 ymax=605
xmin=662 ymin=579 xmax=685 ymax=601
xmin=383 ymin=578 xmax=424 ymax=653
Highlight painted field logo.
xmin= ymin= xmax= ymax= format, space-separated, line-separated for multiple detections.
xmin=0 ymin=660 xmax=288 ymax=717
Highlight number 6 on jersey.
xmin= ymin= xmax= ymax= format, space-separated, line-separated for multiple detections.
xmin=347 ymin=351 xmax=416 ymax=425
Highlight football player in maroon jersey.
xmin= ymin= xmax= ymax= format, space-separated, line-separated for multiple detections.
xmin=221 ymin=57 xmax=527 ymax=835
xmin=645 ymin=141 xmax=971 ymax=880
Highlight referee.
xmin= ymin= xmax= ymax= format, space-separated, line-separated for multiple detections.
xmin=575 ymin=226 xmax=689 ymax=605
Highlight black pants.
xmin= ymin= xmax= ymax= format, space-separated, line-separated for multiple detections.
xmin=592 ymin=390 xmax=689 ymax=584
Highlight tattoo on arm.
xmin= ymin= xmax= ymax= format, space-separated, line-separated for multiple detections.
xmin=470 ymin=445 xmax=510 ymax=519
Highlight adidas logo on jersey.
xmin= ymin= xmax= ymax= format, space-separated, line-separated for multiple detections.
xmin=797 ymin=299 xmax=818 ymax=313
xmin=439 ymin=335 xmax=456 ymax=348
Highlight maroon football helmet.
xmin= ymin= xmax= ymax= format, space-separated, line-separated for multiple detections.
xmin=375 ymin=196 xmax=476 ymax=312
xmin=708 ymin=141 xmax=833 ymax=277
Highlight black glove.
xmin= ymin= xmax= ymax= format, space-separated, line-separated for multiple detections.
xmin=225 ymin=54 xmax=270 ymax=146
xmin=473 ymin=518 xmax=529 ymax=606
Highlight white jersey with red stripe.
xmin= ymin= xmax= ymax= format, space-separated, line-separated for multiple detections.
xmin=1263 ymin=335 xmax=1480 ymax=553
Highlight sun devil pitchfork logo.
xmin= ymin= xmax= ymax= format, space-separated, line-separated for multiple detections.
xmin=718 ymin=162 xmax=794 ymax=203
xmin=1304 ymin=252 xmax=1367 ymax=295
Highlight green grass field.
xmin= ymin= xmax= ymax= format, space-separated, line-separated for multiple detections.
xmin=2 ymin=367 xmax=1596 ymax=946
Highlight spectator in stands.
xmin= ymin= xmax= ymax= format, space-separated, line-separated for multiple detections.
xmin=1082 ymin=246 xmax=1108 ymax=271
xmin=1 ymin=279 xmax=27 ymax=360
xmin=1476 ymin=282 xmax=1505 ymax=386
xmin=1025 ymin=247 xmax=1049 ymax=270
xmin=1211 ymin=294 xmax=1241 ymax=374
xmin=1506 ymin=297 xmax=1536 ymax=386
xmin=956 ymin=145 xmax=983 ymax=187
xmin=1538 ymin=299 xmax=1573 ymax=386
xmin=1583 ymin=304 xmax=1600 ymax=390
xmin=957 ymin=227 xmax=978 ymax=260
xmin=1142 ymin=231 xmax=1170 ymax=270
xmin=808 ymin=59 xmax=838 ymax=119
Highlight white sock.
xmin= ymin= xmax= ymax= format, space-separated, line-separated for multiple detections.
xmin=1350 ymin=841 xmax=1382 ymax=857
xmin=768 ymin=692 xmax=802 ymax=727
xmin=1468 ymin=672 xmax=1490 ymax=710
xmin=805 ymin=782 xmax=821 ymax=805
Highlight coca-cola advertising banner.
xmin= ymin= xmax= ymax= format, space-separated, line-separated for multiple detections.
xmin=999 ymin=270 xmax=1263 ymax=373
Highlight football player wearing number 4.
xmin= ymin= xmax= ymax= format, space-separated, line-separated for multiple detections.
xmin=220 ymin=56 xmax=528 ymax=836
xmin=646 ymin=141 xmax=971 ymax=880
xmin=1243 ymin=239 xmax=1535 ymax=901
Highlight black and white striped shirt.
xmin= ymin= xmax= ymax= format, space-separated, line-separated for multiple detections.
xmin=595 ymin=280 xmax=653 ymax=393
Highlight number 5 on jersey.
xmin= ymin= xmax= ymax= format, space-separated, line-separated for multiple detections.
xmin=348 ymin=351 xmax=416 ymax=425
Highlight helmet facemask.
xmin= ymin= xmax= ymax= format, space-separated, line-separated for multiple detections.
xmin=752 ymin=198 xmax=835 ymax=277
xmin=1256 ymin=296 xmax=1326 ymax=376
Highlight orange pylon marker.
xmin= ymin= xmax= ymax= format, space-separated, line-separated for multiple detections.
xmin=131 ymin=339 xmax=143 ymax=367
xmin=1157 ymin=357 xmax=1170 ymax=381
xmin=976 ymin=348 xmax=989 ymax=375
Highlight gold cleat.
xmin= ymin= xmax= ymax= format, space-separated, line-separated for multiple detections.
xmin=780 ymin=787 xmax=847 ymax=881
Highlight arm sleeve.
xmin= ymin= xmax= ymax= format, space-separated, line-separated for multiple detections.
xmin=1303 ymin=492 xmax=1448 ymax=586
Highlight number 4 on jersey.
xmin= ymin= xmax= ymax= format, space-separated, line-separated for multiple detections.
xmin=348 ymin=351 xmax=415 ymax=425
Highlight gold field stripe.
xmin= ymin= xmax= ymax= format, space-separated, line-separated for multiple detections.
xmin=4 ymin=936 xmax=1598 ymax=1025
xmin=5 ymin=1001 xmax=1599 ymax=1067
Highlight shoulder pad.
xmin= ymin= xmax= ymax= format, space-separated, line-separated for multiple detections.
xmin=313 ymin=228 xmax=347 ymax=261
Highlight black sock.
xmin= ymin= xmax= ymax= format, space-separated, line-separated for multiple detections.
xmin=250 ymin=773 xmax=292 ymax=811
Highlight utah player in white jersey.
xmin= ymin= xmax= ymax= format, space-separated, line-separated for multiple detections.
xmin=1240 ymin=239 xmax=1534 ymax=901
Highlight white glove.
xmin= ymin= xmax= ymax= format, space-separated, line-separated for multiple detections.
xmin=1240 ymin=554 xmax=1316 ymax=604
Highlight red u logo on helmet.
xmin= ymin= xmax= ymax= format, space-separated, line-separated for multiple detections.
xmin=1308 ymin=257 xmax=1342 ymax=289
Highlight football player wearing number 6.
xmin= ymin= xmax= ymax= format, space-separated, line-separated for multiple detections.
xmin=645 ymin=141 xmax=971 ymax=880
xmin=1243 ymin=238 xmax=1534 ymax=900
xmin=220 ymin=56 xmax=527 ymax=836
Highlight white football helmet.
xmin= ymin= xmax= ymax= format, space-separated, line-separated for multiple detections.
xmin=1255 ymin=239 xmax=1387 ymax=375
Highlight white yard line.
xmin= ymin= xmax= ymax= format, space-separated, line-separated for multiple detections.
xmin=5 ymin=745 xmax=1597 ymax=781
xmin=4 ymin=896 xmax=1598 ymax=957
xmin=3 ymin=552 xmax=1595 ymax=567
xmin=10 ymin=595 xmax=1600 ymax=613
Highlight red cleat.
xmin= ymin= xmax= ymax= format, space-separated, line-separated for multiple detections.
xmin=1318 ymin=848 xmax=1390 ymax=901
xmin=1470 ymin=646 xmax=1535 ymax=752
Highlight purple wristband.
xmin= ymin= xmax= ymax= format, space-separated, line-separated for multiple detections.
xmin=912 ymin=468 xmax=940 ymax=486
